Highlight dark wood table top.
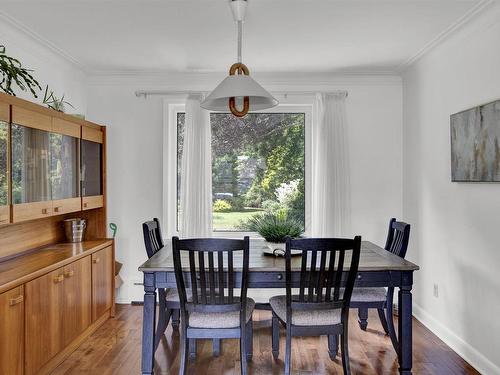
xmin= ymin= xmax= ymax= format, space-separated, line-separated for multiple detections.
xmin=0 ymin=239 xmax=113 ymax=293
xmin=139 ymin=240 xmax=419 ymax=273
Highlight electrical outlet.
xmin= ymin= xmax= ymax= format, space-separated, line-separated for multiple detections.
xmin=433 ymin=284 xmax=439 ymax=298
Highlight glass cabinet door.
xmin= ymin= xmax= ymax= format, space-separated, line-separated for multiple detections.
xmin=50 ymin=133 xmax=79 ymax=200
xmin=0 ymin=121 xmax=7 ymax=207
xmin=81 ymin=139 xmax=102 ymax=197
xmin=12 ymin=124 xmax=51 ymax=204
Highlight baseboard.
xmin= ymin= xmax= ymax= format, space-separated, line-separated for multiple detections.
xmin=413 ymin=304 xmax=500 ymax=375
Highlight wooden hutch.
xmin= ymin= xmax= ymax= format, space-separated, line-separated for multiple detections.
xmin=0 ymin=92 xmax=114 ymax=375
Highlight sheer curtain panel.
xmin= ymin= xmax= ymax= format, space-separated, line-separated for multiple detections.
xmin=311 ymin=92 xmax=351 ymax=237
xmin=179 ymin=94 xmax=213 ymax=237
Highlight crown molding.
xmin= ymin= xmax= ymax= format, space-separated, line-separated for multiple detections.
xmin=398 ymin=0 xmax=494 ymax=71
xmin=0 ymin=11 xmax=86 ymax=71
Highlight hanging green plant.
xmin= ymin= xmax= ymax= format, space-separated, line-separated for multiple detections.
xmin=0 ymin=44 xmax=41 ymax=97
xmin=43 ymin=85 xmax=74 ymax=113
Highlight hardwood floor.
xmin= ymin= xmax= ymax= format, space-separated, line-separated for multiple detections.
xmin=52 ymin=304 xmax=478 ymax=375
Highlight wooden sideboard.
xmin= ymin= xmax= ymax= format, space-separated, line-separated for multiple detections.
xmin=0 ymin=92 xmax=114 ymax=375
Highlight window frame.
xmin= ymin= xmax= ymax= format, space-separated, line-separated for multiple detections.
xmin=163 ymin=96 xmax=312 ymax=239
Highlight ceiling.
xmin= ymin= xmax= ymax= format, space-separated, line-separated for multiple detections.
xmin=0 ymin=0 xmax=484 ymax=74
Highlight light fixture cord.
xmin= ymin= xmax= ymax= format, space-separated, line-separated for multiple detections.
xmin=237 ymin=20 xmax=242 ymax=63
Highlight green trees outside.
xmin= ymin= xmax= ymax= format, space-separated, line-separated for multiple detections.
xmin=0 ymin=122 xmax=7 ymax=205
xmin=177 ymin=112 xmax=305 ymax=231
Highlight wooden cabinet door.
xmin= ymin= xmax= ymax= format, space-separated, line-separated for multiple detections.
xmin=0 ymin=286 xmax=24 ymax=375
xmin=25 ymin=268 xmax=65 ymax=375
xmin=62 ymin=257 xmax=92 ymax=346
xmin=92 ymin=246 xmax=113 ymax=321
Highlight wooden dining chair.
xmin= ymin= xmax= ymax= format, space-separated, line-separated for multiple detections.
xmin=270 ymin=237 xmax=361 ymax=375
xmin=172 ymin=236 xmax=254 ymax=375
xmin=142 ymin=218 xmax=181 ymax=349
xmin=350 ymin=218 xmax=411 ymax=352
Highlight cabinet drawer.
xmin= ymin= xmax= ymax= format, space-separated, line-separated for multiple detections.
xmin=13 ymin=201 xmax=53 ymax=223
xmin=0 ymin=102 xmax=9 ymax=122
xmin=0 ymin=286 xmax=24 ymax=375
xmin=52 ymin=118 xmax=80 ymax=138
xmin=82 ymin=126 xmax=103 ymax=144
xmin=0 ymin=205 xmax=9 ymax=225
xmin=52 ymin=197 xmax=82 ymax=215
xmin=82 ymin=195 xmax=104 ymax=210
xmin=12 ymin=106 xmax=51 ymax=132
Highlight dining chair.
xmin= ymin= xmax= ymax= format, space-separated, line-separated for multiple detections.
xmin=270 ymin=236 xmax=361 ymax=375
xmin=142 ymin=218 xmax=181 ymax=349
xmin=172 ymin=236 xmax=254 ymax=375
xmin=350 ymin=218 xmax=411 ymax=352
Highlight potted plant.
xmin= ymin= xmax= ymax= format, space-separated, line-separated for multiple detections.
xmin=246 ymin=209 xmax=303 ymax=256
xmin=0 ymin=45 xmax=41 ymax=97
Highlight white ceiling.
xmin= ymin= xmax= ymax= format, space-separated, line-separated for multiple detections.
xmin=0 ymin=0 xmax=483 ymax=74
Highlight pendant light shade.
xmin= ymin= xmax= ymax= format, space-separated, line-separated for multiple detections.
xmin=201 ymin=74 xmax=278 ymax=112
xmin=201 ymin=0 xmax=278 ymax=117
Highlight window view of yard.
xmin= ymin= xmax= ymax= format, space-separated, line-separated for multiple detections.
xmin=177 ymin=112 xmax=305 ymax=232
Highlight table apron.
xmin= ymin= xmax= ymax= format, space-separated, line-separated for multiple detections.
xmin=150 ymin=270 xmax=412 ymax=289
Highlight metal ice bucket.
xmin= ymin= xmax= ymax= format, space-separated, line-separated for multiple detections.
xmin=63 ymin=218 xmax=87 ymax=243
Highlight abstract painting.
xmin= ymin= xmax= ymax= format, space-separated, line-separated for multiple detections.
xmin=451 ymin=99 xmax=500 ymax=182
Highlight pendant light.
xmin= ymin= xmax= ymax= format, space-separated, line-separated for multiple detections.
xmin=201 ymin=0 xmax=278 ymax=117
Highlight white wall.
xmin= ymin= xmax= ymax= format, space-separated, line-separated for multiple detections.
xmin=0 ymin=16 xmax=87 ymax=113
xmin=85 ymin=72 xmax=403 ymax=303
xmin=402 ymin=3 xmax=500 ymax=374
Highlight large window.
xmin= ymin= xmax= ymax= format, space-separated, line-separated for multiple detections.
xmin=176 ymin=112 xmax=306 ymax=232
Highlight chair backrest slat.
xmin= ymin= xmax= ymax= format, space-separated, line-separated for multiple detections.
xmin=286 ymin=237 xmax=361 ymax=319
xmin=142 ymin=218 xmax=165 ymax=258
xmin=384 ymin=218 xmax=411 ymax=259
xmin=172 ymin=237 xmax=249 ymax=317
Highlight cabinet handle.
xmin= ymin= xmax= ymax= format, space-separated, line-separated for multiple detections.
xmin=53 ymin=274 xmax=65 ymax=283
xmin=93 ymin=258 xmax=100 ymax=264
xmin=9 ymin=295 xmax=24 ymax=306
xmin=42 ymin=208 xmax=49 ymax=214
xmin=54 ymin=206 xmax=62 ymax=213
xmin=83 ymin=203 xmax=88 ymax=208
xmin=64 ymin=270 xmax=75 ymax=278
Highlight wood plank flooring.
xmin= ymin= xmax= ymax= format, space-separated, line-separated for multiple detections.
xmin=51 ymin=304 xmax=479 ymax=375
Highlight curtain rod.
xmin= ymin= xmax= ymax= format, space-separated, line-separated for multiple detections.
xmin=134 ymin=90 xmax=348 ymax=99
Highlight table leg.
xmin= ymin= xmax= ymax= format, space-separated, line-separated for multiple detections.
xmin=141 ymin=273 xmax=157 ymax=375
xmin=398 ymin=285 xmax=412 ymax=374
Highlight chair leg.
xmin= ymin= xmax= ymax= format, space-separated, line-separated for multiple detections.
xmin=246 ymin=317 xmax=253 ymax=360
xmin=284 ymin=324 xmax=292 ymax=375
xmin=340 ymin=330 xmax=351 ymax=375
xmin=328 ymin=335 xmax=338 ymax=360
xmin=189 ymin=339 xmax=196 ymax=360
xmin=358 ymin=308 xmax=368 ymax=331
xmin=179 ymin=323 xmax=189 ymax=375
xmin=172 ymin=309 xmax=180 ymax=329
xmin=212 ymin=339 xmax=221 ymax=357
xmin=378 ymin=308 xmax=389 ymax=334
xmin=240 ymin=322 xmax=248 ymax=375
xmin=386 ymin=289 xmax=399 ymax=353
xmin=272 ymin=311 xmax=279 ymax=359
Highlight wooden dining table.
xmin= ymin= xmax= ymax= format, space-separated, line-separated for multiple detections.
xmin=139 ymin=239 xmax=419 ymax=375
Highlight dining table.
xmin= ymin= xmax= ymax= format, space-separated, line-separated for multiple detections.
xmin=139 ymin=239 xmax=419 ymax=375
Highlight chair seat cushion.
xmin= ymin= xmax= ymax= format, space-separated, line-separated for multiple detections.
xmin=165 ymin=288 xmax=192 ymax=301
xmin=188 ymin=298 xmax=255 ymax=329
xmin=350 ymin=287 xmax=387 ymax=303
xmin=269 ymin=295 xmax=341 ymax=326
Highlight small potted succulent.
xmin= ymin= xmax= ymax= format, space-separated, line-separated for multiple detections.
xmin=246 ymin=209 xmax=303 ymax=256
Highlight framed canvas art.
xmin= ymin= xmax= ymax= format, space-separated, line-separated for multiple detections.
xmin=451 ymin=99 xmax=500 ymax=182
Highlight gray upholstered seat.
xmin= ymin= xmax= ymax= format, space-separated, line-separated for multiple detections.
xmin=269 ymin=295 xmax=341 ymax=326
xmin=188 ymin=298 xmax=255 ymax=329
xmin=350 ymin=287 xmax=387 ymax=303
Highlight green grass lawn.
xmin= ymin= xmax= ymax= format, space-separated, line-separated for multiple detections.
xmin=213 ymin=208 xmax=263 ymax=231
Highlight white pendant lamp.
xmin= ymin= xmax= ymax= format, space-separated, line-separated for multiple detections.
xmin=201 ymin=0 xmax=278 ymax=117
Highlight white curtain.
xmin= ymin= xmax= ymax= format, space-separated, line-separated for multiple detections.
xmin=310 ymin=92 xmax=351 ymax=237
xmin=179 ymin=94 xmax=213 ymax=237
